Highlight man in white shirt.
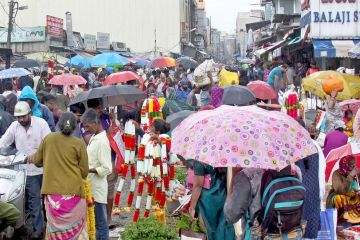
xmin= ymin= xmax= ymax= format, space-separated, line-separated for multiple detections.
xmin=81 ymin=108 xmax=112 ymax=240
xmin=0 ymin=101 xmax=51 ymax=238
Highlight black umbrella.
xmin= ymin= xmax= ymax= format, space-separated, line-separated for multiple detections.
xmin=70 ymin=85 xmax=145 ymax=107
xmin=176 ymin=57 xmax=198 ymax=70
xmin=12 ymin=59 xmax=41 ymax=68
xmin=166 ymin=110 xmax=195 ymax=130
xmin=222 ymin=85 xmax=256 ymax=106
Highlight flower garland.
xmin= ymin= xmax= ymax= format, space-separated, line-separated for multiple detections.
xmin=83 ymin=179 xmax=95 ymax=240
xmin=140 ymin=97 xmax=162 ymax=131
xmin=283 ymin=92 xmax=299 ymax=119
xmin=113 ymin=120 xmax=137 ymax=214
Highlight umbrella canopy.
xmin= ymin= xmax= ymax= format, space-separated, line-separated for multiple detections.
xmin=135 ymin=57 xmax=149 ymax=67
xmin=166 ymin=110 xmax=195 ymax=130
xmin=171 ymin=105 xmax=317 ymax=170
xmin=48 ymin=73 xmax=87 ymax=85
xmin=222 ymin=85 xmax=256 ymax=106
xmin=12 ymin=59 xmax=41 ymax=68
xmin=104 ymin=71 xmax=140 ymax=85
xmin=176 ymin=57 xmax=198 ymax=70
xmin=247 ymin=80 xmax=277 ymax=100
xmin=349 ymin=42 xmax=360 ymax=58
xmin=90 ymin=53 xmax=131 ymax=67
xmin=325 ymin=143 xmax=360 ymax=182
xmin=70 ymin=85 xmax=144 ymax=107
xmin=147 ymin=57 xmax=176 ymax=69
xmin=302 ymin=71 xmax=360 ymax=100
xmin=339 ymin=99 xmax=360 ymax=115
xmin=67 ymin=55 xmax=91 ymax=68
xmin=0 ymin=68 xmax=31 ymax=79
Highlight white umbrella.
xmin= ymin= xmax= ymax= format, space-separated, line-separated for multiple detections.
xmin=0 ymin=68 xmax=31 ymax=79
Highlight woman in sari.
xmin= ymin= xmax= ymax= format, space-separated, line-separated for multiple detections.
xmin=326 ymin=156 xmax=360 ymax=224
xmin=162 ymin=87 xmax=195 ymax=118
xmin=32 ymin=112 xmax=89 ymax=239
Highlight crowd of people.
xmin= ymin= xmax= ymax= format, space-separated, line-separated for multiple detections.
xmin=0 ymin=55 xmax=358 ymax=240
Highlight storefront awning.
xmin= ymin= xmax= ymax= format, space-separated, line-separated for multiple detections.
xmin=313 ymin=40 xmax=360 ymax=58
xmin=246 ymin=20 xmax=271 ymax=32
xmin=254 ymin=40 xmax=286 ymax=58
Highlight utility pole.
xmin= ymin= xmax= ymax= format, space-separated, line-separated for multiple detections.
xmin=154 ymin=28 xmax=157 ymax=56
xmin=6 ymin=0 xmax=15 ymax=68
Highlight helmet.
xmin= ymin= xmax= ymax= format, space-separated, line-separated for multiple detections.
xmin=14 ymin=101 xmax=31 ymax=117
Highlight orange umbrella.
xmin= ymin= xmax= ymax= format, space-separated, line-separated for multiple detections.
xmin=148 ymin=57 xmax=176 ymax=68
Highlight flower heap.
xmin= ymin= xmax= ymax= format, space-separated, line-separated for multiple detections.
xmin=83 ymin=179 xmax=95 ymax=240
xmin=113 ymin=120 xmax=137 ymax=214
xmin=140 ymin=96 xmax=162 ymax=132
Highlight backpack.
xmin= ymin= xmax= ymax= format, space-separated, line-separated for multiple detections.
xmin=260 ymin=176 xmax=306 ymax=235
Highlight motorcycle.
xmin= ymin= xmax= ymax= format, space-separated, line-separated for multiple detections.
xmin=0 ymin=147 xmax=27 ymax=239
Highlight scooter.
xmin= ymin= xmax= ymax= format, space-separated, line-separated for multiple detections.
xmin=0 ymin=147 xmax=27 ymax=239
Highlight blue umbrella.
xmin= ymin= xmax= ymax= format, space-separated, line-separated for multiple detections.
xmin=135 ymin=57 xmax=149 ymax=67
xmin=91 ymin=53 xmax=131 ymax=67
xmin=0 ymin=68 xmax=31 ymax=79
xmin=67 ymin=55 xmax=91 ymax=68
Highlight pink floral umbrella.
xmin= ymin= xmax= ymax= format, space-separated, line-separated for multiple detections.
xmin=339 ymin=99 xmax=360 ymax=115
xmin=171 ymin=105 xmax=317 ymax=170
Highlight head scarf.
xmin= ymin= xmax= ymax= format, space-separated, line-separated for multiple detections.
xmin=210 ymin=86 xmax=224 ymax=108
xmin=339 ymin=156 xmax=353 ymax=177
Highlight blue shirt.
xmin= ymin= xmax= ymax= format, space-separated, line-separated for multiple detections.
xmin=175 ymin=88 xmax=191 ymax=103
xmin=267 ymin=67 xmax=283 ymax=89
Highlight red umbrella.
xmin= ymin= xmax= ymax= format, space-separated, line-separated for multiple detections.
xmin=247 ymin=80 xmax=277 ymax=100
xmin=147 ymin=57 xmax=176 ymax=69
xmin=104 ymin=71 xmax=140 ymax=85
xmin=48 ymin=73 xmax=87 ymax=85
xmin=325 ymin=143 xmax=360 ymax=182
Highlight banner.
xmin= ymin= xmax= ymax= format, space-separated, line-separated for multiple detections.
xmin=97 ymin=32 xmax=110 ymax=49
xmin=46 ymin=15 xmax=63 ymax=37
xmin=65 ymin=12 xmax=75 ymax=48
xmin=84 ymin=34 xmax=96 ymax=51
xmin=0 ymin=27 xmax=46 ymax=43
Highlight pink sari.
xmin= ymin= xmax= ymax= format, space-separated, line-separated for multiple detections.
xmin=45 ymin=195 xmax=87 ymax=240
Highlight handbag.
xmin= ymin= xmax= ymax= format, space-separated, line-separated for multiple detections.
xmin=186 ymin=169 xmax=211 ymax=190
xmin=179 ymin=221 xmax=207 ymax=240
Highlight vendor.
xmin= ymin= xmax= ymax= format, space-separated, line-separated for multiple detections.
xmin=326 ymin=156 xmax=360 ymax=224
xmin=344 ymin=109 xmax=354 ymax=138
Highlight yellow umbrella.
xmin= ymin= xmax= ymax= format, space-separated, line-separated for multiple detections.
xmin=219 ymin=68 xmax=239 ymax=87
xmin=302 ymin=71 xmax=360 ymax=100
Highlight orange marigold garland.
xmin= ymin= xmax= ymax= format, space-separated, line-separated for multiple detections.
xmin=84 ymin=179 xmax=95 ymax=240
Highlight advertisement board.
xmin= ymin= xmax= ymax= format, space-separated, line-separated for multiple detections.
xmin=46 ymin=15 xmax=63 ymax=37
xmin=97 ymin=32 xmax=110 ymax=49
xmin=84 ymin=34 xmax=97 ymax=51
xmin=310 ymin=0 xmax=360 ymax=38
xmin=0 ymin=26 xmax=46 ymax=43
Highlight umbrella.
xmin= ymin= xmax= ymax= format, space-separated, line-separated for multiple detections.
xmin=302 ymin=71 xmax=360 ymax=100
xmin=67 ymin=55 xmax=91 ymax=68
xmin=70 ymin=85 xmax=144 ymax=107
xmin=222 ymin=85 xmax=256 ymax=106
xmin=339 ymin=99 xmax=360 ymax=115
xmin=166 ymin=110 xmax=195 ymax=130
xmin=240 ymin=59 xmax=255 ymax=65
xmin=176 ymin=57 xmax=198 ymax=70
xmin=171 ymin=105 xmax=317 ymax=170
xmin=90 ymin=53 xmax=131 ymax=67
xmin=135 ymin=57 xmax=149 ymax=67
xmin=104 ymin=71 xmax=140 ymax=85
xmin=325 ymin=143 xmax=360 ymax=182
xmin=147 ymin=57 xmax=176 ymax=69
xmin=12 ymin=59 xmax=41 ymax=68
xmin=0 ymin=68 xmax=31 ymax=79
xmin=247 ymin=80 xmax=277 ymax=100
xmin=48 ymin=73 xmax=87 ymax=85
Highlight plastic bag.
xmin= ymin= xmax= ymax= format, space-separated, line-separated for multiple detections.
xmin=317 ymin=209 xmax=337 ymax=240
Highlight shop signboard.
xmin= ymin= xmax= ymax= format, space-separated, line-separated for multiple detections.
xmin=310 ymin=0 xmax=360 ymax=38
xmin=97 ymin=32 xmax=110 ymax=49
xmin=0 ymin=26 xmax=46 ymax=43
xmin=300 ymin=0 xmax=311 ymax=39
xmin=46 ymin=15 xmax=63 ymax=37
xmin=84 ymin=34 xmax=97 ymax=51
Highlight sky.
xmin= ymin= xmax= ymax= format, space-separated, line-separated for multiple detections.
xmin=205 ymin=0 xmax=262 ymax=33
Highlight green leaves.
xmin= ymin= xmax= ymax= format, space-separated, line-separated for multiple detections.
xmin=121 ymin=217 xmax=178 ymax=240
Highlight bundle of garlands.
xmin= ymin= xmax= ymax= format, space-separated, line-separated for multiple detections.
xmin=84 ymin=179 xmax=96 ymax=240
